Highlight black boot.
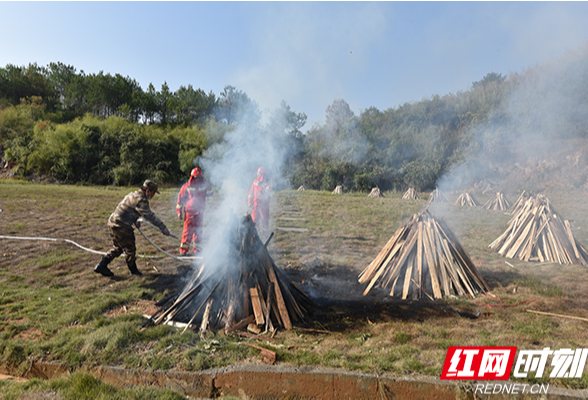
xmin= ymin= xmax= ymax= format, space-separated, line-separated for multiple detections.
xmin=94 ymin=256 xmax=114 ymax=277
xmin=127 ymin=261 xmax=143 ymax=277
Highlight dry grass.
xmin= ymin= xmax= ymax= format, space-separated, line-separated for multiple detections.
xmin=2 ymin=182 xmax=588 ymax=390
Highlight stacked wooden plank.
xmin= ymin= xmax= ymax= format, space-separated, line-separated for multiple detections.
xmin=359 ymin=209 xmax=490 ymax=300
xmin=483 ymin=192 xmax=511 ymax=211
xmin=147 ymin=215 xmax=312 ymax=333
xmin=428 ymin=187 xmax=448 ymax=203
xmin=368 ymin=187 xmax=383 ymax=198
xmin=402 ymin=187 xmax=420 ymax=200
xmin=332 ymin=185 xmax=343 ymax=194
xmin=297 ymin=185 xmax=305 ymax=192
xmin=489 ymin=195 xmax=588 ymax=265
xmin=509 ymin=190 xmax=530 ymax=215
xmin=454 ymin=192 xmax=479 ymax=207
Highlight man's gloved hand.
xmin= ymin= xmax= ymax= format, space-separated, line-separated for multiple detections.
xmin=135 ymin=220 xmax=141 ymax=229
xmin=177 ymin=211 xmax=183 ymax=220
xmin=162 ymin=227 xmax=171 ymax=236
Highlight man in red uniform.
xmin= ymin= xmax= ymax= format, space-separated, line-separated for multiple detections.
xmin=248 ymin=167 xmax=272 ymax=236
xmin=176 ymin=167 xmax=213 ymax=255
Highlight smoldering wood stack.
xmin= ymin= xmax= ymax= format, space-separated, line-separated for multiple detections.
xmin=454 ymin=192 xmax=479 ymax=207
xmin=332 ymin=185 xmax=343 ymax=194
xmin=509 ymin=190 xmax=530 ymax=215
xmin=368 ymin=187 xmax=383 ymax=198
xmin=428 ymin=187 xmax=448 ymax=203
xmin=489 ymin=195 xmax=588 ymax=265
xmin=148 ymin=215 xmax=312 ymax=333
xmin=358 ymin=209 xmax=490 ymax=300
xmin=402 ymin=187 xmax=420 ymax=200
xmin=297 ymin=185 xmax=305 ymax=192
xmin=483 ymin=192 xmax=511 ymax=211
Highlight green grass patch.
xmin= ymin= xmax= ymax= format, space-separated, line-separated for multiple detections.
xmin=3 ymin=182 xmax=588 ymax=394
xmin=518 ymin=276 xmax=565 ymax=297
xmin=0 ymin=370 xmax=186 ymax=400
xmin=394 ymin=331 xmax=412 ymax=344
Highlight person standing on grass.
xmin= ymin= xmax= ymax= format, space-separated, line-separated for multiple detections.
xmin=176 ymin=167 xmax=213 ymax=256
xmin=248 ymin=166 xmax=272 ymax=237
xmin=94 ymin=180 xmax=170 ymax=277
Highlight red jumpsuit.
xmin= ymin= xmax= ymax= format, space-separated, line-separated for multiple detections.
xmin=248 ymin=174 xmax=272 ymax=232
xmin=176 ymin=176 xmax=212 ymax=254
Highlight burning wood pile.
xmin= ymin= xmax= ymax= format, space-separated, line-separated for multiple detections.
xmin=489 ymin=195 xmax=588 ymax=265
xmin=358 ymin=209 xmax=490 ymax=300
xmin=147 ymin=215 xmax=312 ymax=333
xmin=454 ymin=192 xmax=479 ymax=207
xmin=402 ymin=187 xmax=420 ymax=200
xmin=483 ymin=192 xmax=511 ymax=211
xmin=368 ymin=187 xmax=383 ymax=198
xmin=332 ymin=185 xmax=343 ymax=194
xmin=509 ymin=190 xmax=530 ymax=215
xmin=428 ymin=187 xmax=448 ymax=203
xmin=297 ymin=185 xmax=305 ymax=192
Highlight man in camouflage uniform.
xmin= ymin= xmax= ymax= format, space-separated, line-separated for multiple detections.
xmin=94 ymin=180 xmax=170 ymax=277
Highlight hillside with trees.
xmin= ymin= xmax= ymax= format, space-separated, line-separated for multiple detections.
xmin=2 ymin=43 xmax=588 ymax=190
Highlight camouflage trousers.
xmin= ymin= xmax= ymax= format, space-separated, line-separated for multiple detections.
xmin=104 ymin=225 xmax=136 ymax=266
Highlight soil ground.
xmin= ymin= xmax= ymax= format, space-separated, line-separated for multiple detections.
xmin=4 ymin=176 xmax=588 ymax=396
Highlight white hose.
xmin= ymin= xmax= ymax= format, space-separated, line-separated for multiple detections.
xmin=0 ymin=235 xmax=110 ymax=256
xmin=0 ymin=228 xmax=202 ymax=261
xmin=0 ymin=220 xmax=202 ymax=262
xmin=136 ymin=222 xmax=202 ymax=262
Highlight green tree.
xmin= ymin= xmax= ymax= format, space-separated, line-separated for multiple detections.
xmin=142 ymin=83 xmax=159 ymax=124
xmin=156 ymin=82 xmax=174 ymax=125
xmin=173 ymin=85 xmax=217 ymax=126
xmin=216 ymin=85 xmax=260 ymax=127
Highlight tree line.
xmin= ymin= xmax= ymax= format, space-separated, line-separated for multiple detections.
xmin=0 ymin=62 xmax=222 ymax=126
xmin=2 ymin=46 xmax=588 ymax=191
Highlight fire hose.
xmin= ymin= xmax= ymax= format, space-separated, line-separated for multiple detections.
xmin=0 ymin=234 xmax=117 ymax=256
xmin=136 ymin=218 xmax=202 ymax=262
xmin=0 ymin=218 xmax=202 ymax=262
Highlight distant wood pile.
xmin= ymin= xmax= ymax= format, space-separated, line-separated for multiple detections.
xmin=489 ymin=194 xmax=588 ymax=265
xmin=359 ymin=209 xmax=490 ymax=300
xmin=454 ymin=192 xmax=479 ymax=207
xmin=297 ymin=185 xmax=305 ymax=192
xmin=483 ymin=192 xmax=510 ymax=211
xmin=368 ymin=187 xmax=383 ymax=198
xmin=402 ymin=187 xmax=420 ymax=200
xmin=332 ymin=185 xmax=343 ymax=195
xmin=428 ymin=187 xmax=448 ymax=203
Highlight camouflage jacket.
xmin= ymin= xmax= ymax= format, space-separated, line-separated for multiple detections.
xmin=108 ymin=190 xmax=167 ymax=231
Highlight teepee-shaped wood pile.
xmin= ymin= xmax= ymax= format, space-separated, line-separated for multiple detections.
xmin=402 ymin=187 xmax=420 ymax=200
xmin=359 ymin=209 xmax=490 ymax=300
xmin=483 ymin=192 xmax=511 ymax=211
xmin=332 ymin=185 xmax=343 ymax=194
xmin=297 ymin=185 xmax=305 ymax=192
xmin=454 ymin=192 xmax=479 ymax=207
xmin=368 ymin=187 xmax=383 ymax=198
xmin=147 ymin=215 xmax=312 ymax=333
xmin=489 ymin=195 xmax=588 ymax=265
xmin=428 ymin=187 xmax=448 ymax=203
xmin=509 ymin=190 xmax=530 ymax=215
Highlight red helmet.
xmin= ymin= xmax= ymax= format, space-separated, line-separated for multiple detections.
xmin=257 ymin=167 xmax=266 ymax=176
xmin=191 ymin=167 xmax=202 ymax=178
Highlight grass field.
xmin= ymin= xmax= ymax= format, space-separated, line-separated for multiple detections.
xmin=2 ymin=180 xmax=588 ymax=397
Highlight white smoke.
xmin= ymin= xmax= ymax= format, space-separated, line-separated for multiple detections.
xmin=437 ymin=45 xmax=588 ymax=195
xmin=190 ymin=107 xmax=296 ymax=264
